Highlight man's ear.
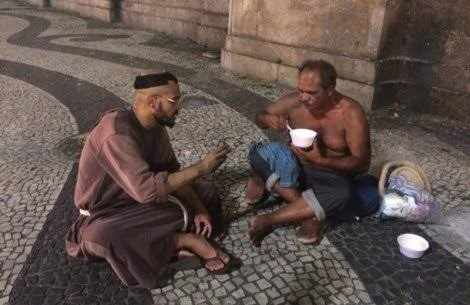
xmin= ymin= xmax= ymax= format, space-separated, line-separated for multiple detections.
xmin=147 ymin=94 xmax=159 ymax=110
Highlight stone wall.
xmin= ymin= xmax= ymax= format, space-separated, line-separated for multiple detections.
xmin=222 ymin=0 xmax=388 ymax=110
xmin=48 ymin=0 xmax=116 ymax=22
xmin=26 ymin=0 xmax=49 ymax=7
xmin=25 ymin=0 xmax=469 ymax=119
xmin=30 ymin=0 xmax=229 ymax=49
xmin=222 ymin=0 xmax=469 ymax=119
xmin=120 ymin=0 xmax=229 ymax=49
xmin=198 ymin=0 xmax=230 ymax=49
xmin=375 ymin=0 xmax=469 ymax=120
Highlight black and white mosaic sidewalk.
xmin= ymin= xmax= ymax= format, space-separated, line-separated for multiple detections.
xmin=0 ymin=1 xmax=469 ymax=304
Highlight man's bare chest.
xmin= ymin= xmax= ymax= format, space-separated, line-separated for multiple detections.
xmin=288 ymin=107 xmax=348 ymax=153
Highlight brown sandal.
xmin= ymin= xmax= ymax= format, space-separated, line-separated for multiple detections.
xmin=201 ymin=250 xmax=240 ymax=274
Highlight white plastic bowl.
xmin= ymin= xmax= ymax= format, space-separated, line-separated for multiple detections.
xmin=397 ymin=233 xmax=429 ymax=258
xmin=290 ymin=129 xmax=317 ymax=148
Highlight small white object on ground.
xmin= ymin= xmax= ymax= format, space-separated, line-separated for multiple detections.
xmin=397 ymin=233 xmax=429 ymax=258
xmin=202 ymin=51 xmax=220 ymax=59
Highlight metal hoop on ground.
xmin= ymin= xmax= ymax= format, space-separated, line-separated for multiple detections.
xmin=168 ymin=195 xmax=189 ymax=232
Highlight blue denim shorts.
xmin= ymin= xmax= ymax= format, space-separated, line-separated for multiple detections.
xmin=248 ymin=142 xmax=300 ymax=190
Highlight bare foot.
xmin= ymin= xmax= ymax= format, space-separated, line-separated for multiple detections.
xmin=248 ymin=215 xmax=273 ymax=247
xmin=169 ymin=249 xmax=201 ymax=271
xmin=203 ymin=248 xmax=231 ymax=273
xmin=177 ymin=249 xmax=196 ymax=259
xmin=188 ymin=234 xmax=230 ymax=272
xmin=244 ymin=175 xmax=265 ymax=205
xmin=175 ymin=233 xmax=233 ymax=272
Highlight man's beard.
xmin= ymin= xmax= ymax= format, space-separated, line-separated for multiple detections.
xmin=302 ymin=99 xmax=317 ymax=110
xmin=302 ymin=99 xmax=327 ymax=113
xmin=155 ymin=115 xmax=176 ymax=128
xmin=154 ymin=105 xmax=177 ymax=128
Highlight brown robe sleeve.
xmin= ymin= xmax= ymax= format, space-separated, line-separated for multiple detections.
xmin=158 ymin=127 xmax=181 ymax=173
xmin=96 ymin=134 xmax=170 ymax=204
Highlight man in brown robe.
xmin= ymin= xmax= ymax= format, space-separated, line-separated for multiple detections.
xmin=66 ymin=71 xmax=232 ymax=288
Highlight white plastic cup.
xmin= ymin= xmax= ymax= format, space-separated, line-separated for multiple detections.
xmin=290 ymin=129 xmax=317 ymax=148
xmin=397 ymin=233 xmax=429 ymax=258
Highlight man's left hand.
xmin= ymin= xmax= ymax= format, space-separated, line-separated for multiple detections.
xmin=194 ymin=213 xmax=212 ymax=238
xmin=290 ymin=140 xmax=324 ymax=167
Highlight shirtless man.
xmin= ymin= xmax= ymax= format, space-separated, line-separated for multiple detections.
xmin=246 ymin=60 xmax=371 ymax=246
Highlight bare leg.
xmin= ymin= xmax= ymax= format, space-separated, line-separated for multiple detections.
xmin=264 ymin=197 xmax=314 ymax=224
xmin=272 ymin=183 xmax=301 ymax=203
xmin=177 ymin=249 xmax=195 ymax=259
xmin=244 ymin=174 xmax=265 ymax=204
xmin=248 ymin=197 xmax=314 ymax=247
xmin=272 ymin=184 xmax=322 ymax=244
xmin=175 ymin=233 xmax=229 ymax=271
xmin=245 ymin=175 xmax=301 ymax=205
xmin=296 ymin=219 xmax=323 ymax=244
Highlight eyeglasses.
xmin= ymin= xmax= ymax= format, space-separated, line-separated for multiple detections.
xmin=166 ymin=97 xmax=179 ymax=104
xmin=154 ymin=95 xmax=181 ymax=105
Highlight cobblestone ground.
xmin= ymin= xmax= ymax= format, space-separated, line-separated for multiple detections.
xmin=0 ymin=1 xmax=469 ymax=305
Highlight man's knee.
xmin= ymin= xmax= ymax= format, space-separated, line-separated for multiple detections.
xmin=273 ymin=183 xmax=301 ymax=202
xmin=247 ymin=143 xmax=261 ymax=165
xmin=82 ymin=222 xmax=116 ymax=258
xmin=327 ymin=184 xmax=352 ymax=219
xmin=330 ymin=184 xmax=352 ymax=215
xmin=248 ymin=144 xmax=270 ymax=180
xmin=194 ymin=182 xmax=224 ymax=234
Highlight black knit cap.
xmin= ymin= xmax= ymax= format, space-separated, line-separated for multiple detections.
xmin=133 ymin=72 xmax=178 ymax=89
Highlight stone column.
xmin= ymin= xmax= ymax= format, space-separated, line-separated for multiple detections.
xmin=375 ymin=0 xmax=469 ymax=120
xmin=222 ymin=0 xmax=387 ymax=110
xmin=198 ymin=0 xmax=230 ymax=49
xmin=120 ymin=0 xmax=229 ymax=50
xmin=222 ymin=0 xmax=469 ymax=118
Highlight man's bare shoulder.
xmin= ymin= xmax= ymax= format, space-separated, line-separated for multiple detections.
xmin=338 ymin=94 xmax=367 ymax=118
xmin=276 ymin=91 xmax=298 ymax=103
xmin=265 ymin=92 xmax=299 ymax=114
xmin=334 ymin=94 xmax=368 ymax=130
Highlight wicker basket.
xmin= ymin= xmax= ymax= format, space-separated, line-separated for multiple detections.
xmin=369 ymin=146 xmax=431 ymax=196
xmin=378 ymin=160 xmax=432 ymax=196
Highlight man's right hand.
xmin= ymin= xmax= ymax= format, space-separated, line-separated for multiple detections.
xmin=199 ymin=145 xmax=231 ymax=175
xmin=264 ymin=114 xmax=288 ymax=130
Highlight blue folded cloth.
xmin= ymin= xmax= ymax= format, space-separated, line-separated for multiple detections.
xmin=248 ymin=142 xmax=300 ymax=188
xmin=388 ymin=174 xmax=434 ymax=203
